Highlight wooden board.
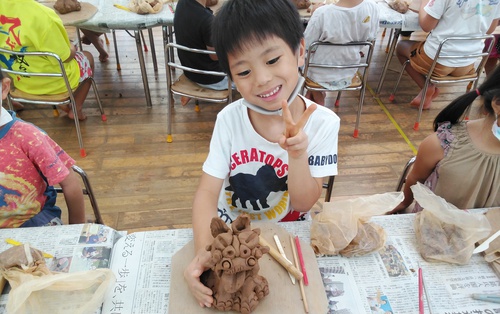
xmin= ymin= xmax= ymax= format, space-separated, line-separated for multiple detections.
xmin=40 ymin=2 xmax=98 ymax=25
xmin=169 ymin=222 xmax=328 ymax=313
xmin=480 ymin=208 xmax=500 ymax=277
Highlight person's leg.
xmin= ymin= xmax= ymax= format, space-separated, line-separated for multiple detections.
xmin=64 ymin=51 xmax=94 ymax=120
xmin=80 ymin=29 xmax=109 ymax=62
xmin=310 ymin=91 xmax=325 ymax=105
xmin=396 ymin=40 xmax=438 ymax=109
xmin=484 ymin=58 xmax=499 ymax=77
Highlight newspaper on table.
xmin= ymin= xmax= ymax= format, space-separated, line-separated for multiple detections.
xmin=282 ymin=214 xmax=500 ymax=314
xmin=0 ymin=213 xmax=499 ymax=314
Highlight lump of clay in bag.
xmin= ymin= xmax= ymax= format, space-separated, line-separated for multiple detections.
xmin=0 ymin=245 xmax=46 ymax=270
xmin=201 ymin=214 xmax=270 ymax=314
xmin=415 ymin=211 xmax=470 ymax=264
xmin=340 ymin=221 xmax=386 ymax=257
xmin=54 ymin=0 xmax=81 ymax=14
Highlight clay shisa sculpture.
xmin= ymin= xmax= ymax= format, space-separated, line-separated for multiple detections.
xmin=201 ymin=214 xmax=270 ymax=313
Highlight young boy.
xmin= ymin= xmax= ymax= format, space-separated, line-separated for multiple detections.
xmin=303 ymin=0 xmax=380 ymax=105
xmin=183 ymin=0 xmax=340 ymax=307
xmin=0 ymin=69 xmax=86 ymax=227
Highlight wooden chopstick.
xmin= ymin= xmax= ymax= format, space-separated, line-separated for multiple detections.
xmin=259 ymin=236 xmax=303 ymax=280
xmin=290 ymin=235 xmax=309 ymax=313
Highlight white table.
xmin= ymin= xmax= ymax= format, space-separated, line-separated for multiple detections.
xmin=0 ymin=212 xmax=499 ymax=313
xmin=66 ymin=0 xmax=176 ymax=107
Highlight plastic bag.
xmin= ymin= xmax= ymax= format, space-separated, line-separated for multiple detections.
xmin=311 ymin=192 xmax=403 ymax=256
xmin=412 ymin=182 xmax=491 ymax=265
xmin=0 ymin=244 xmax=116 ymax=314
xmin=128 ymin=0 xmax=163 ymax=14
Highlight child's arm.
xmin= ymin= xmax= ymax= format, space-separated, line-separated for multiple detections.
xmin=387 ymin=133 xmax=444 ymax=214
xmin=279 ymin=100 xmax=323 ymax=211
xmin=185 ymin=172 xmax=224 ymax=308
xmin=63 ymin=44 xmax=77 ymax=63
xmin=418 ymin=0 xmax=439 ymax=32
xmin=58 ymin=170 xmax=86 ymax=224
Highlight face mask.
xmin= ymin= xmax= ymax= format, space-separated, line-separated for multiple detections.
xmin=493 ymin=115 xmax=500 ymax=141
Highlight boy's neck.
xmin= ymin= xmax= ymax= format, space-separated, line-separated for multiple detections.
xmin=335 ymin=0 xmax=363 ymax=8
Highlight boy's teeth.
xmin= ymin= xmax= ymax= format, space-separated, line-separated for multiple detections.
xmin=259 ymin=86 xmax=279 ymax=98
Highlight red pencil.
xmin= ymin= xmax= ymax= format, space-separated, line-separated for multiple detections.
xmin=295 ymin=236 xmax=309 ymax=286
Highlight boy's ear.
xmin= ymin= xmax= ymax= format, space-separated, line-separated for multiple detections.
xmin=297 ymin=38 xmax=306 ymax=67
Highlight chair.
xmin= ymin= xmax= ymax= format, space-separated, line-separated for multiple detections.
xmin=0 ymin=48 xmax=106 ymax=158
xmin=323 ymin=175 xmax=335 ymax=202
xmin=301 ymin=40 xmax=375 ymax=138
xmin=54 ymin=165 xmax=104 ymax=224
xmin=165 ymin=42 xmax=233 ymax=143
xmin=395 ymin=156 xmax=416 ymax=192
xmin=389 ymin=34 xmax=495 ymax=131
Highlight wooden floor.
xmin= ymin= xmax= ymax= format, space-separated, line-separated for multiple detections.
xmin=13 ymin=27 xmax=485 ymax=232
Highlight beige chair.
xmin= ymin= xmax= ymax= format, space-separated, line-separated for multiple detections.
xmin=301 ymin=40 xmax=375 ymax=138
xmin=389 ymin=34 xmax=495 ymax=131
xmin=0 ymin=47 xmax=106 ymax=158
xmin=165 ymin=42 xmax=233 ymax=142
xmin=54 ymin=165 xmax=104 ymax=224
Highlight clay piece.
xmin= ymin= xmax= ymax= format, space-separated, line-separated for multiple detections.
xmin=53 ymin=0 xmax=81 ymax=14
xmin=201 ymin=214 xmax=270 ymax=313
xmin=292 ymin=0 xmax=311 ymax=10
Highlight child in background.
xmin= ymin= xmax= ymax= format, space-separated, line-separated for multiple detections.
xmin=0 ymin=0 xmax=95 ymax=120
xmin=484 ymin=21 xmax=500 ymax=77
xmin=388 ymin=65 xmax=500 ymax=214
xmin=395 ymin=0 xmax=500 ymax=109
xmin=80 ymin=29 xmax=109 ymax=63
xmin=0 ymin=68 xmax=86 ymax=227
xmin=183 ymin=0 xmax=340 ymax=307
xmin=303 ymin=0 xmax=380 ymax=105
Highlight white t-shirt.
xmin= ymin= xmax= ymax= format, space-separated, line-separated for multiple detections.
xmin=423 ymin=0 xmax=500 ymax=67
xmin=203 ymin=96 xmax=340 ymax=224
xmin=303 ymin=0 xmax=380 ymax=85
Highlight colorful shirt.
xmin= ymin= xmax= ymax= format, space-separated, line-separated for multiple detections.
xmin=203 ymin=96 xmax=340 ymax=223
xmin=0 ymin=109 xmax=74 ymax=227
xmin=0 ymin=0 xmax=80 ymax=94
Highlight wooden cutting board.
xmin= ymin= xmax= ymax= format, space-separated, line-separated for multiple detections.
xmin=169 ymin=222 xmax=328 ymax=313
xmin=40 ymin=2 xmax=98 ymax=25
xmin=481 ymin=208 xmax=500 ymax=276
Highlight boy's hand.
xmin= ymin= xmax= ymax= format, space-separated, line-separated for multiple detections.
xmin=184 ymin=249 xmax=214 ymax=308
xmin=279 ymin=99 xmax=317 ymax=159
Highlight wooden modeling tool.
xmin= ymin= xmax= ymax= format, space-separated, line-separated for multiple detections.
xmin=259 ymin=236 xmax=303 ymax=281
xmin=290 ymin=235 xmax=309 ymax=313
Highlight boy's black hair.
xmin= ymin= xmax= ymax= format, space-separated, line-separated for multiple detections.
xmin=212 ymin=0 xmax=304 ymax=77
xmin=433 ymin=64 xmax=500 ymax=131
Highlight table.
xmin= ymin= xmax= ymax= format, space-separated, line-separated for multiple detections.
xmin=0 ymin=213 xmax=499 ymax=313
xmin=66 ymin=0 xmax=176 ymax=107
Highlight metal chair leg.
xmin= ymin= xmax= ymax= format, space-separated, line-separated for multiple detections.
xmin=335 ymin=91 xmax=342 ymax=107
xmin=112 ymin=30 xmax=121 ymax=71
xmin=323 ymin=176 xmax=335 ymax=202
xmin=389 ymin=59 xmax=409 ymax=102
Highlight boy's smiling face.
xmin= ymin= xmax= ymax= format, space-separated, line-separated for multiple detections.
xmin=228 ymin=35 xmax=305 ymax=112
